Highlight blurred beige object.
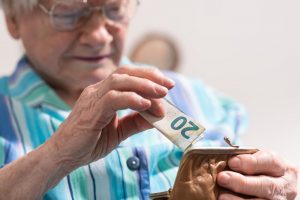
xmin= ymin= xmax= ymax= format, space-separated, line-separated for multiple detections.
xmin=130 ymin=33 xmax=180 ymax=71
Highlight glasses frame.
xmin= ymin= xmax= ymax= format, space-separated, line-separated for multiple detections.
xmin=38 ymin=0 xmax=140 ymax=31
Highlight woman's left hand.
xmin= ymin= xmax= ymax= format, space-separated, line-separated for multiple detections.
xmin=217 ymin=150 xmax=298 ymax=200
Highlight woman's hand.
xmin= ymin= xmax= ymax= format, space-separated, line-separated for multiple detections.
xmin=217 ymin=150 xmax=298 ymax=200
xmin=47 ymin=66 xmax=174 ymax=171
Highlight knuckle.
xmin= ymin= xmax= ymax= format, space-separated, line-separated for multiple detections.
xmin=110 ymin=73 xmax=122 ymax=83
xmin=236 ymin=179 xmax=246 ymax=193
xmin=258 ymin=150 xmax=285 ymax=176
xmin=151 ymin=67 xmax=161 ymax=75
xmin=127 ymin=92 xmax=141 ymax=104
xmin=269 ymin=152 xmax=286 ymax=175
xmin=290 ymin=164 xmax=299 ymax=176
xmin=266 ymin=180 xmax=278 ymax=199
xmin=236 ymin=183 xmax=249 ymax=195
xmin=268 ymin=150 xmax=278 ymax=157
xmin=245 ymin=155 xmax=258 ymax=174
xmin=81 ymin=85 xmax=95 ymax=97
xmin=109 ymin=73 xmax=129 ymax=88
xmin=237 ymin=154 xmax=257 ymax=174
xmin=136 ymin=79 xmax=156 ymax=94
xmin=286 ymin=165 xmax=298 ymax=200
xmin=106 ymin=90 xmax=118 ymax=100
xmin=116 ymin=65 xmax=131 ymax=73
xmin=268 ymin=151 xmax=281 ymax=162
xmin=144 ymin=79 xmax=155 ymax=89
xmin=229 ymin=173 xmax=246 ymax=193
xmin=273 ymin=160 xmax=285 ymax=175
xmin=289 ymin=187 xmax=298 ymax=200
xmin=259 ymin=150 xmax=274 ymax=159
xmin=264 ymin=178 xmax=295 ymax=200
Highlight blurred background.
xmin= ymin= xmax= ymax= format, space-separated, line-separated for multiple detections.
xmin=1 ymin=0 xmax=300 ymax=193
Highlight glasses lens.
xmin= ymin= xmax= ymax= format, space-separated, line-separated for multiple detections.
xmin=104 ymin=0 xmax=138 ymax=23
xmin=51 ymin=2 xmax=90 ymax=31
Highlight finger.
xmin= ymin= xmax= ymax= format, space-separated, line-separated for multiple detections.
xmin=217 ymin=171 xmax=281 ymax=199
xmin=106 ymin=73 xmax=169 ymax=98
xmin=145 ymin=99 xmax=166 ymax=117
xmin=116 ymin=65 xmax=175 ymax=89
xmin=95 ymin=91 xmax=151 ymax=127
xmin=103 ymin=91 xmax=152 ymax=111
xmin=117 ymin=112 xmax=153 ymax=140
xmin=228 ymin=151 xmax=285 ymax=176
xmin=219 ymin=193 xmax=265 ymax=200
xmin=92 ymin=112 xmax=153 ymax=160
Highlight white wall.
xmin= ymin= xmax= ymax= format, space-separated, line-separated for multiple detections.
xmin=125 ymin=0 xmax=300 ymax=174
xmin=0 ymin=11 xmax=22 ymax=75
xmin=1 ymin=0 xmax=300 ymax=193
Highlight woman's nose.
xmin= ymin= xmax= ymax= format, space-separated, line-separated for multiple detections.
xmin=79 ymin=12 xmax=113 ymax=48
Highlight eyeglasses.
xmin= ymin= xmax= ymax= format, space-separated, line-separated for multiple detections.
xmin=39 ymin=0 xmax=140 ymax=31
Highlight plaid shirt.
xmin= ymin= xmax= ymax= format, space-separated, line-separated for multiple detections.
xmin=0 ymin=56 xmax=247 ymax=199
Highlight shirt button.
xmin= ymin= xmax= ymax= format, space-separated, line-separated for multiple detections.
xmin=126 ymin=156 xmax=140 ymax=171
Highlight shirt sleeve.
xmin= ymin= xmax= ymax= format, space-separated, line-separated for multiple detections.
xmin=0 ymin=94 xmax=23 ymax=167
xmin=165 ymin=71 xmax=248 ymax=147
xmin=211 ymin=89 xmax=248 ymax=144
xmin=0 ymin=136 xmax=7 ymax=168
xmin=189 ymin=76 xmax=248 ymax=147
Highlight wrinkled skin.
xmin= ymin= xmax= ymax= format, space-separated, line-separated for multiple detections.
xmin=48 ymin=66 xmax=175 ymax=170
xmin=217 ymin=151 xmax=298 ymax=200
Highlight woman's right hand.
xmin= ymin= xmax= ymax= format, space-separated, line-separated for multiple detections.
xmin=46 ymin=66 xmax=175 ymax=171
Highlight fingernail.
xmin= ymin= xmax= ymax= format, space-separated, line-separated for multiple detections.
xmin=165 ymin=78 xmax=175 ymax=87
xmin=155 ymin=86 xmax=168 ymax=95
xmin=153 ymin=102 xmax=166 ymax=117
xmin=229 ymin=157 xmax=241 ymax=170
xmin=219 ymin=172 xmax=230 ymax=186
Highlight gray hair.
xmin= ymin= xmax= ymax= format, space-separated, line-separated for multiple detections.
xmin=0 ymin=0 xmax=39 ymax=16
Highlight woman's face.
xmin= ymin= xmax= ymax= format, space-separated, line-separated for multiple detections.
xmin=7 ymin=0 xmax=128 ymax=92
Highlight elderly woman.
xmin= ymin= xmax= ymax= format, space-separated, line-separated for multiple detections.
xmin=0 ymin=0 xmax=298 ymax=199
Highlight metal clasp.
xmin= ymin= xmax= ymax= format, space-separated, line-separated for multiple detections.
xmin=224 ymin=137 xmax=239 ymax=148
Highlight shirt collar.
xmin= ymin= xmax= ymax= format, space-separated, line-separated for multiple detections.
xmin=8 ymin=56 xmax=70 ymax=111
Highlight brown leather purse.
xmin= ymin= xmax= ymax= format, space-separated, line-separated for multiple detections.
xmin=150 ymin=147 xmax=258 ymax=200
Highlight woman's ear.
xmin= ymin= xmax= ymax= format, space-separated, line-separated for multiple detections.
xmin=5 ymin=15 xmax=20 ymax=39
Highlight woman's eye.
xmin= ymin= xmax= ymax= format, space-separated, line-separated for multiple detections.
xmin=55 ymin=11 xmax=83 ymax=19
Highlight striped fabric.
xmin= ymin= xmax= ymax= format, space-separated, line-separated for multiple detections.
xmin=0 ymin=56 xmax=248 ymax=199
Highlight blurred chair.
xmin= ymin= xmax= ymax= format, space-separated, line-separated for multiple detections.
xmin=129 ymin=33 xmax=181 ymax=71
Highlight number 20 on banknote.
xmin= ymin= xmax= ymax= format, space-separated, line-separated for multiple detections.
xmin=140 ymin=99 xmax=206 ymax=150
